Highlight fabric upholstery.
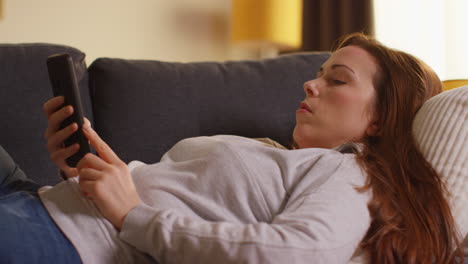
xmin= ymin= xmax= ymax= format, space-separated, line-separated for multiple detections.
xmin=89 ymin=53 xmax=330 ymax=164
xmin=412 ymin=86 xmax=468 ymax=256
xmin=0 ymin=44 xmax=91 ymax=185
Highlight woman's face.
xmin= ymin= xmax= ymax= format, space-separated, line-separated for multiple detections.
xmin=293 ymin=45 xmax=379 ymax=149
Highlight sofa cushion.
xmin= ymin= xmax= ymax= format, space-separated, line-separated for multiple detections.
xmin=89 ymin=53 xmax=330 ymax=164
xmin=0 ymin=44 xmax=91 ymax=185
xmin=412 ymin=85 xmax=468 ymax=256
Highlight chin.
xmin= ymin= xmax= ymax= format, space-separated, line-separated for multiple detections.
xmin=292 ymin=127 xmax=333 ymax=149
xmin=292 ymin=126 xmax=308 ymax=149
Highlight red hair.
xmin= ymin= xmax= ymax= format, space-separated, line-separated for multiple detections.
xmin=335 ymin=33 xmax=463 ymax=263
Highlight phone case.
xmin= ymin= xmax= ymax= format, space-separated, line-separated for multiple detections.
xmin=47 ymin=53 xmax=91 ymax=167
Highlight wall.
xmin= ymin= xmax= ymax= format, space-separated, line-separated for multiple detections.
xmin=374 ymin=0 xmax=468 ymax=80
xmin=0 ymin=0 xmax=254 ymax=64
xmin=444 ymin=0 xmax=468 ymax=80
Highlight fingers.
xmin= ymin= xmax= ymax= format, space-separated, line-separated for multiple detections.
xmin=44 ymin=105 xmax=74 ymax=138
xmin=77 ymin=154 xmax=113 ymax=198
xmin=47 ymin=122 xmax=78 ymax=151
xmin=49 ymin=143 xmax=80 ymax=168
xmin=43 ymin=96 xmax=65 ymax=118
xmin=82 ymin=124 xmax=122 ymax=165
xmin=77 ymin=154 xmax=106 ymax=198
xmin=78 ymin=171 xmax=101 ymax=197
xmin=62 ymin=167 xmax=79 ymax=178
xmin=43 ymin=96 xmax=84 ymax=178
xmin=79 ymin=167 xmax=102 ymax=181
xmin=77 ymin=153 xmax=110 ymax=172
xmin=83 ymin=117 xmax=91 ymax=127
xmin=46 ymin=120 xmax=80 ymax=174
xmin=50 ymin=143 xmax=80 ymax=162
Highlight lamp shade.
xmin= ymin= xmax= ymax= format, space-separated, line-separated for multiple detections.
xmin=231 ymin=0 xmax=302 ymax=51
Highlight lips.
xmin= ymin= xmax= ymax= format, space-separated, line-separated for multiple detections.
xmin=299 ymin=102 xmax=313 ymax=113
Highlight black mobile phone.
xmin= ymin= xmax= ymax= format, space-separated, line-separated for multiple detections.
xmin=47 ymin=53 xmax=90 ymax=167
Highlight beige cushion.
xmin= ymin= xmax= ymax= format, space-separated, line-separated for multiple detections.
xmin=412 ymin=85 xmax=468 ymax=256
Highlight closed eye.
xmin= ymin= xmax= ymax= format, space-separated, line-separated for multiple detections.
xmin=332 ymin=80 xmax=347 ymax=85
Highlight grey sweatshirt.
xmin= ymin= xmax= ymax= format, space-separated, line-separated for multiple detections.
xmin=39 ymin=135 xmax=371 ymax=263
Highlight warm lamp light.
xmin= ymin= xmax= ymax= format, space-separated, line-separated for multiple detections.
xmin=231 ymin=0 xmax=302 ymax=58
xmin=442 ymin=79 xmax=468 ymax=91
xmin=0 ymin=0 xmax=3 ymax=20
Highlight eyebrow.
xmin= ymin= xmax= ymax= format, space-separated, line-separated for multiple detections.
xmin=331 ymin=64 xmax=355 ymax=74
xmin=319 ymin=64 xmax=355 ymax=74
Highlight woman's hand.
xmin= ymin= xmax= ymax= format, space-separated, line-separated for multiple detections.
xmin=77 ymin=122 xmax=142 ymax=230
xmin=43 ymin=96 xmax=82 ymax=178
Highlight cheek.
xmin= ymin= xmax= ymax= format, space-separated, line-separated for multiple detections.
xmin=339 ymin=89 xmax=371 ymax=112
xmin=328 ymin=91 xmax=373 ymax=127
xmin=331 ymin=90 xmax=356 ymax=107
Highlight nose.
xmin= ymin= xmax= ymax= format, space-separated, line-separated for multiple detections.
xmin=303 ymin=80 xmax=320 ymax=97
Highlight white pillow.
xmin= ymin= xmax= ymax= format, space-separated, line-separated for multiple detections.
xmin=349 ymin=86 xmax=468 ymax=263
xmin=412 ymin=85 xmax=468 ymax=256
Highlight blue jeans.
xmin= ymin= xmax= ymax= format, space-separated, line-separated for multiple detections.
xmin=0 ymin=146 xmax=81 ymax=263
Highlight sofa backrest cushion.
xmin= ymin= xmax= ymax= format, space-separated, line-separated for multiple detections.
xmin=89 ymin=53 xmax=330 ymax=164
xmin=0 ymin=44 xmax=91 ymax=185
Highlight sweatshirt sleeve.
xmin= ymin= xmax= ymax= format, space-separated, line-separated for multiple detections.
xmin=118 ymin=164 xmax=371 ymax=264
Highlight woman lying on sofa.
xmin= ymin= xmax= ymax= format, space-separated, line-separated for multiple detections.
xmin=0 ymin=33 xmax=464 ymax=263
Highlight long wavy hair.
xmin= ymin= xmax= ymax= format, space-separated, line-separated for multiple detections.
xmin=335 ymin=33 xmax=463 ymax=263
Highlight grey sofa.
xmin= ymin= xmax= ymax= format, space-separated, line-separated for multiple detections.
xmin=0 ymin=43 xmax=329 ymax=186
xmin=2 ymin=44 xmax=467 ymax=263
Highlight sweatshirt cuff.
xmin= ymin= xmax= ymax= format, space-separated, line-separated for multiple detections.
xmin=119 ymin=203 xmax=161 ymax=254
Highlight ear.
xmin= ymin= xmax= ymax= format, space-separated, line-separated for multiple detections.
xmin=366 ymin=121 xmax=380 ymax=137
